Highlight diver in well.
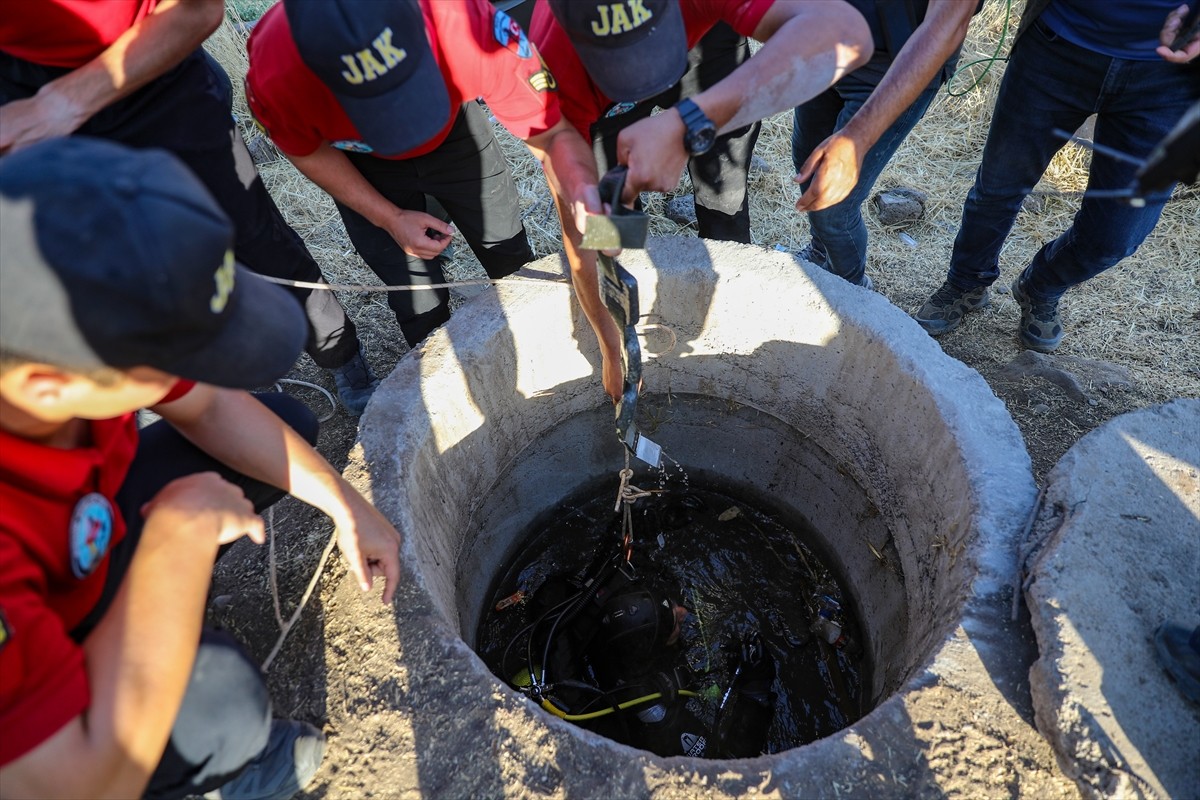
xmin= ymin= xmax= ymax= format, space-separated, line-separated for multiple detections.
xmin=512 ymin=557 xmax=777 ymax=758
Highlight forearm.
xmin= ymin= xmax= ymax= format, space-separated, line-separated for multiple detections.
xmin=527 ymin=121 xmax=601 ymax=249
xmin=167 ymin=388 xmax=359 ymax=524
xmin=694 ymin=3 xmax=872 ymax=134
xmin=287 ymin=144 xmax=402 ymax=231
xmin=75 ymin=519 xmax=219 ymax=798
xmin=557 ymin=194 xmax=622 ymax=357
xmin=840 ymin=0 xmax=974 ymax=151
xmin=32 ymin=0 xmax=223 ymax=128
xmin=530 ymin=127 xmax=623 ymax=376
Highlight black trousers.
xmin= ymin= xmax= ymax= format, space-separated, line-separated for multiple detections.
xmin=589 ymin=23 xmax=760 ymax=243
xmin=337 ymin=101 xmax=534 ymax=347
xmin=0 ymin=50 xmax=360 ymax=370
xmin=69 ymin=393 xmax=319 ymax=800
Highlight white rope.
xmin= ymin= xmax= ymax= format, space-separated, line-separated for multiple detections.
xmin=274 ymin=378 xmax=337 ymax=423
xmin=637 ymin=321 xmax=677 ymax=355
xmin=256 ymin=273 xmax=569 ymax=293
xmin=262 ymin=528 xmax=339 ymax=672
xmin=267 ymin=506 xmax=284 ymax=630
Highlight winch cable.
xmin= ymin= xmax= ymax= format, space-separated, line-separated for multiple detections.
xmin=537 ymin=552 xmax=620 ymax=689
xmin=513 ymin=451 xmax=663 ymax=700
xmin=554 ymin=678 xmax=638 ymax=724
xmin=542 ymin=689 xmax=701 ymax=722
xmin=502 ymin=593 xmax=577 ymax=683
xmin=533 ymin=450 xmax=656 ymax=689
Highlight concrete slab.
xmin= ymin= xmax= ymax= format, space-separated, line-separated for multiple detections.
xmin=1027 ymin=398 xmax=1200 ymax=799
xmin=334 ymin=238 xmax=1073 ymax=797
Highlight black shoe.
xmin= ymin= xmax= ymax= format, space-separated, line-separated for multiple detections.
xmin=1155 ymin=621 xmax=1200 ymax=704
xmin=913 ymin=281 xmax=990 ymax=335
xmin=329 ymin=345 xmax=379 ymax=417
xmin=1011 ymin=274 xmax=1063 ymax=352
xmin=206 ymin=720 xmax=325 ymax=800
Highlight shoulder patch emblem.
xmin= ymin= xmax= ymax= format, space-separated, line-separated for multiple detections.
xmin=529 ymin=54 xmax=558 ymax=93
xmin=70 ymin=492 xmax=114 ymax=580
xmin=331 ymin=140 xmax=376 ymax=154
xmin=605 ymin=101 xmax=638 ymax=119
xmin=493 ymin=10 xmax=531 ymax=58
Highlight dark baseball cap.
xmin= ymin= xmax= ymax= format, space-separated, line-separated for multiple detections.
xmin=547 ymin=0 xmax=688 ymax=102
xmin=0 ymin=137 xmax=306 ymax=388
xmin=284 ymin=0 xmax=450 ymax=157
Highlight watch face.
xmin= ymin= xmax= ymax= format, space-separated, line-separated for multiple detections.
xmin=688 ymin=127 xmax=717 ymax=156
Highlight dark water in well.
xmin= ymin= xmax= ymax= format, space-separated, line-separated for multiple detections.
xmin=476 ymin=476 xmax=870 ymax=757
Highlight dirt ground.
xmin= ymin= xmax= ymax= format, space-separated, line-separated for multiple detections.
xmin=204 ymin=259 xmax=1154 ymax=799
xmin=206 ymin=106 xmax=1190 ymax=800
xmin=203 ymin=2 xmax=1198 ymax=795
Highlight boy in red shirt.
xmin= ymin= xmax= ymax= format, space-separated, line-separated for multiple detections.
xmin=0 ymin=0 xmax=381 ymax=416
xmin=246 ymin=0 xmax=605 ymax=376
xmin=0 ymin=137 xmax=402 ymax=800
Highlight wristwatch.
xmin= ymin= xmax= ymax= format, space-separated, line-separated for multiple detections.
xmin=675 ymin=98 xmax=717 ymax=157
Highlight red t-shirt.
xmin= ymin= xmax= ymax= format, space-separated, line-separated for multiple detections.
xmin=0 ymin=380 xmax=193 ymax=765
xmin=245 ymin=0 xmax=562 ymax=159
xmin=0 ymin=0 xmax=157 ymax=69
xmin=529 ymin=0 xmax=774 ymax=138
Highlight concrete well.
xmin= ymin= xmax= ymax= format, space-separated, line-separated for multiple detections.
xmin=347 ymin=238 xmax=1041 ymax=797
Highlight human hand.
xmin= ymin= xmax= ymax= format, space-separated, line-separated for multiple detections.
xmin=141 ymin=472 xmax=265 ymax=546
xmin=0 ymin=89 xmax=89 ymax=155
xmin=383 ymin=209 xmax=454 ymax=260
xmin=573 ymin=183 xmax=604 ymax=238
xmin=795 ymin=132 xmax=864 ymax=212
xmin=332 ymin=495 xmax=403 ymax=605
xmin=577 ymin=182 xmax=625 ymax=258
xmin=615 ymin=111 xmax=689 ymax=201
xmin=1157 ymin=4 xmax=1200 ymax=63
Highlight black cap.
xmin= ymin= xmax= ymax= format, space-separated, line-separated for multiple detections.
xmin=284 ymin=0 xmax=450 ymax=157
xmin=547 ymin=0 xmax=688 ymax=102
xmin=0 ymin=137 xmax=306 ymax=388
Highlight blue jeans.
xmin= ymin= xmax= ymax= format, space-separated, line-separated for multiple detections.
xmin=792 ymin=51 xmax=954 ymax=284
xmin=946 ymin=19 xmax=1200 ymax=303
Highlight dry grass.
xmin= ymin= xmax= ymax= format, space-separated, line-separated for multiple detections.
xmin=206 ymin=0 xmax=1200 ymax=452
xmin=202 ymin=6 xmax=1197 ymax=782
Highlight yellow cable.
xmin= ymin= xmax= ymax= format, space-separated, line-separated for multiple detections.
xmin=541 ymin=690 xmax=700 ymax=721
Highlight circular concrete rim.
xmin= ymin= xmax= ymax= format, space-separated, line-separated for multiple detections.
xmin=1026 ymin=398 xmax=1200 ymax=799
xmin=350 ymin=238 xmax=1037 ymax=796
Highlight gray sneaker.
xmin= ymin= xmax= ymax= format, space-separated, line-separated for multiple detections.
xmin=329 ymin=345 xmax=379 ymax=417
xmin=206 ymin=720 xmax=325 ymax=800
xmin=913 ymin=281 xmax=990 ymax=335
xmin=1011 ymin=275 xmax=1063 ymax=352
xmin=797 ymin=243 xmax=874 ymax=290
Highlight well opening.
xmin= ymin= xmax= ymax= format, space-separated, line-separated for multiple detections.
xmin=355 ymin=238 xmax=1035 ymax=783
